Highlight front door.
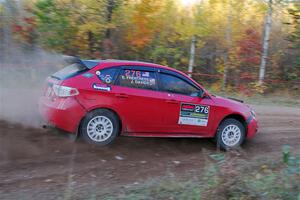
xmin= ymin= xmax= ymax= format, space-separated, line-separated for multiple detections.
xmin=158 ymin=71 xmax=214 ymax=136
xmin=113 ymin=66 xmax=166 ymax=133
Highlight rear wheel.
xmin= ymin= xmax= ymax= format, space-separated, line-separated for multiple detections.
xmin=216 ymin=118 xmax=245 ymax=150
xmin=80 ymin=109 xmax=119 ymax=145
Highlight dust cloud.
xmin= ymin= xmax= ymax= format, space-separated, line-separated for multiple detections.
xmin=0 ymin=46 xmax=64 ymax=128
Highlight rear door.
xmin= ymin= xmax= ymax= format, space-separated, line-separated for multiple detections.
xmin=112 ymin=66 xmax=166 ymax=133
xmin=157 ymin=70 xmax=215 ymax=136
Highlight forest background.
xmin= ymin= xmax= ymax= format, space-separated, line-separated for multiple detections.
xmin=1 ymin=0 xmax=300 ymax=95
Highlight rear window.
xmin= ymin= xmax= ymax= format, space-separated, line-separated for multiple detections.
xmin=52 ymin=63 xmax=88 ymax=80
xmin=97 ymin=68 xmax=118 ymax=84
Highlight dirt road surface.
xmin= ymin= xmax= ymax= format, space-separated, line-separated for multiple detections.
xmin=0 ymin=105 xmax=299 ymax=199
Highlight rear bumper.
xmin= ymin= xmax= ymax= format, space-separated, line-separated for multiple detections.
xmin=246 ymin=117 xmax=258 ymax=139
xmin=39 ymin=96 xmax=86 ymax=133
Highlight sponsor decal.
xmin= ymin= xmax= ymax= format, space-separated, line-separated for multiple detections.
xmin=98 ymin=73 xmax=113 ymax=84
xmin=178 ymin=103 xmax=210 ymax=126
xmin=122 ymin=70 xmax=156 ymax=86
xmin=149 ymin=78 xmax=156 ymax=85
xmin=92 ymin=83 xmax=111 ymax=92
xmin=124 ymin=69 xmax=141 ymax=78
xmin=142 ymin=71 xmax=150 ymax=77
xmin=82 ymin=73 xmax=94 ymax=78
xmin=95 ymin=71 xmax=101 ymax=75
xmin=104 ymin=75 xmax=112 ymax=83
xmin=182 ymin=104 xmax=195 ymax=111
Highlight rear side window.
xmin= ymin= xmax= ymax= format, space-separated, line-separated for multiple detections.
xmin=117 ymin=69 xmax=157 ymax=90
xmin=52 ymin=63 xmax=87 ymax=80
xmin=159 ymin=73 xmax=199 ymax=96
xmin=97 ymin=68 xmax=118 ymax=84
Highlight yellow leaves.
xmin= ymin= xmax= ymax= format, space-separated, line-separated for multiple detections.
xmin=125 ymin=0 xmax=164 ymax=49
xmin=77 ymin=22 xmax=105 ymax=36
xmin=0 ymin=4 xmax=4 ymax=14
xmin=250 ymin=82 xmax=268 ymax=94
xmin=180 ymin=57 xmax=188 ymax=65
xmin=210 ymin=81 xmax=223 ymax=93
xmin=255 ymin=173 xmax=262 ymax=179
xmin=160 ymin=60 xmax=169 ymax=66
xmin=261 ymin=165 xmax=268 ymax=170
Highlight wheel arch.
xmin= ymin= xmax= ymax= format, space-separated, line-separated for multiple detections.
xmin=76 ymin=107 xmax=123 ymax=138
xmin=216 ymin=113 xmax=247 ymax=136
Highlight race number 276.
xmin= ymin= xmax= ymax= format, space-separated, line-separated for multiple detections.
xmin=195 ymin=105 xmax=209 ymax=114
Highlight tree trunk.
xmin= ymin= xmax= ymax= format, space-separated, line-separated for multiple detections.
xmin=103 ymin=0 xmax=116 ymax=59
xmin=88 ymin=31 xmax=94 ymax=56
xmin=259 ymin=0 xmax=273 ymax=85
xmin=223 ymin=52 xmax=229 ymax=91
xmin=223 ymin=0 xmax=232 ymax=92
xmin=188 ymin=36 xmax=196 ymax=77
xmin=105 ymin=0 xmax=115 ymax=39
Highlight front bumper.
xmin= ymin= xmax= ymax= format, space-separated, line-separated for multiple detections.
xmin=246 ymin=116 xmax=258 ymax=139
xmin=39 ymin=96 xmax=86 ymax=133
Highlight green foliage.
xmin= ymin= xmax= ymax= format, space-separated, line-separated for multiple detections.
xmin=282 ymin=144 xmax=291 ymax=164
xmin=34 ymin=0 xmax=76 ymax=52
xmin=287 ymin=2 xmax=300 ymax=81
xmin=103 ymin=179 xmax=202 ymax=200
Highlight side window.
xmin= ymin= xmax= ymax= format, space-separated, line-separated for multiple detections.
xmin=159 ymin=73 xmax=199 ymax=96
xmin=117 ymin=69 xmax=157 ymax=90
xmin=97 ymin=68 xmax=118 ymax=84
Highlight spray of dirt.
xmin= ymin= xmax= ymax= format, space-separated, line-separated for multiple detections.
xmin=0 ymin=46 xmax=65 ymax=128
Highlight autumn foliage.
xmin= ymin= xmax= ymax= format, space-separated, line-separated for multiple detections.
xmin=1 ymin=0 xmax=300 ymax=94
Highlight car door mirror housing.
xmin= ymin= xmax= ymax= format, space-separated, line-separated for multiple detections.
xmin=199 ymin=91 xmax=208 ymax=98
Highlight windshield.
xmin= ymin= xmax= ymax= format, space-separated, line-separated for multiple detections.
xmin=51 ymin=63 xmax=88 ymax=80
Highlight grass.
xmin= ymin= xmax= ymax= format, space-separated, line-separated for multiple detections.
xmin=211 ymin=91 xmax=300 ymax=107
xmin=102 ymin=147 xmax=300 ymax=200
xmin=240 ymin=95 xmax=300 ymax=107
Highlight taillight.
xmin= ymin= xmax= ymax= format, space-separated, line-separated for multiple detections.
xmin=52 ymin=84 xmax=79 ymax=97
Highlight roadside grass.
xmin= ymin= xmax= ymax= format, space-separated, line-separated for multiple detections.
xmin=102 ymin=147 xmax=300 ymax=200
xmin=211 ymin=91 xmax=300 ymax=107
xmin=238 ymin=94 xmax=300 ymax=107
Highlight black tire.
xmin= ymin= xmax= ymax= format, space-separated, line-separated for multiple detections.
xmin=215 ymin=118 xmax=245 ymax=150
xmin=80 ymin=109 xmax=120 ymax=146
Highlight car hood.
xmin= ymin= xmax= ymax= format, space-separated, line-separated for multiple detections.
xmin=211 ymin=95 xmax=251 ymax=112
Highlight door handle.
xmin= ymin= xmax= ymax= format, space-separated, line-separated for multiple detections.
xmin=115 ymin=93 xmax=129 ymax=98
xmin=165 ymin=99 xmax=178 ymax=104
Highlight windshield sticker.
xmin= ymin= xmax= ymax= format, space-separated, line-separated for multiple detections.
xmin=142 ymin=71 xmax=150 ymax=77
xmin=122 ymin=70 xmax=156 ymax=86
xmin=98 ymin=74 xmax=112 ymax=84
xmin=96 ymin=71 xmax=101 ymax=75
xmin=82 ymin=73 xmax=94 ymax=78
xmin=178 ymin=103 xmax=209 ymax=126
xmin=104 ymin=75 xmax=112 ymax=83
xmin=92 ymin=83 xmax=111 ymax=92
xmin=125 ymin=70 xmax=141 ymax=78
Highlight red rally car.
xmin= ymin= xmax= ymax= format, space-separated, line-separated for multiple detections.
xmin=39 ymin=58 xmax=258 ymax=149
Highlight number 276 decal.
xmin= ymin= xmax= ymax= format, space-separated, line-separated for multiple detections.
xmin=179 ymin=103 xmax=210 ymax=126
xmin=195 ymin=105 xmax=209 ymax=114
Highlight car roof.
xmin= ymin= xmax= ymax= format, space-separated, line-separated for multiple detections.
xmin=82 ymin=59 xmax=207 ymax=94
xmin=85 ymin=59 xmax=186 ymax=75
xmin=86 ymin=59 xmax=164 ymax=67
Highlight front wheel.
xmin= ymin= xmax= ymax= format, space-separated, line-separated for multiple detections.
xmin=80 ymin=109 xmax=120 ymax=145
xmin=215 ymin=118 xmax=245 ymax=150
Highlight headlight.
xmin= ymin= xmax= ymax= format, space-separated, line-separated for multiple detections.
xmin=250 ymin=109 xmax=256 ymax=118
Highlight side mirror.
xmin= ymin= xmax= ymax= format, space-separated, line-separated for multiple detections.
xmin=199 ymin=91 xmax=208 ymax=98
